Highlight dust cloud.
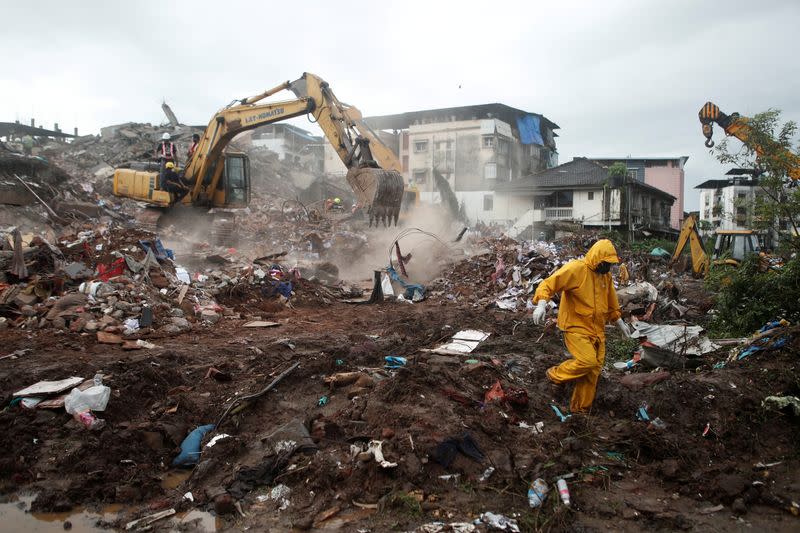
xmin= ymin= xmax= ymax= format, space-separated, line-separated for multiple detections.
xmin=331 ymin=204 xmax=465 ymax=284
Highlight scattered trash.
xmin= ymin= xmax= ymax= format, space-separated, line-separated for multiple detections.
xmin=172 ymin=424 xmax=215 ymax=466
xmin=242 ymin=320 xmax=281 ymax=328
xmin=527 ymin=478 xmax=549 ymax=508
xmin=556 ymin=478 xmax=571 ymax=505
xmin=317 ymin=395 xmax=329 ymax=406
xmin=762 ymin=395 xmax=800 ymax=416
xmin=636 ymin=402 xmax=651 ymax=422
xmin=550 ymin=404 xmax=570 ymax=422
xmin=631 ymin=322 xmax=719 ymax=355
xmin=14 ymin=377 xmax=84 ymax=397
xmin=125 ymin=508 xmax=176 ymax=530
xmin=479 ymin=467 xmax=496 ymax=482
xmin=431 ymin=329 xmax=491 ymax=354
xmin=430 ymin=432 xmax=485 ymax=467
xmin=384 ymin=356 xmax=407 ymax=369
xmin=477 ymin=512 xmax=520 ymax=532
xmin=205 ymin=434 xmax=231 ymax=448
xmin=734 ymin=319 xmax=792 ymax=361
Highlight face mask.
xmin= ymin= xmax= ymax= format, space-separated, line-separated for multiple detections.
xmin=595 ymin=262 xmax=611 ymax=274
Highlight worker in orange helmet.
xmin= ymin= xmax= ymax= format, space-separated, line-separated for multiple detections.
xmin=531 ymin=239 xmax=631 ymax=413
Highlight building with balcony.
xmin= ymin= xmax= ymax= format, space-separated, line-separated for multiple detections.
xmin=321 ymin=104 xmax=559 ymax=223
xmin=696 ymin=170 xmax=762 ymax=232
xmin=590 ymin=156 xmax=687 ymax=230
xmin=496 ymin=158 xmax=675 ymax=239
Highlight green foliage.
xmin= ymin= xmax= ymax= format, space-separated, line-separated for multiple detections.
xmin=598 ymin=228 xmax=624 ymax=243
xmin=605 ymin=336 xmax=640 ymax=364
xmin=607 ymin=162 xmax=628 ymax=179
xmin=386 ymin=492 xmax=422 ymax=517
xmin=626 ymin=238 xmax=676 ymax=255
xmin=713 ymin=109 xmax=800 ymax=252
xmin=705 ymin=254 xmax=800 ymax=337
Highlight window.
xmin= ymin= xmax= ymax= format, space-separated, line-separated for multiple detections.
xmin=413 ymin=140 xmax=428 ymax=153
xmin=483 ymin=194 xmax=494 ymax=212
xmin=587 ymin=191 xmax=594 ymax=200
xmin=627 ymin=169 xmax=639 ymax=181
xmin=482 ymin=136 xmax=494 ymax=148
xmin=412 ymin=169 xmax=428 ymax=184
xmin=497 ymin=139 xmax=509 ymax=155
xmin=555 ymin=190 xmax=573 ymax=208
xmin=484 ymin=162 xmax=497 ymax=180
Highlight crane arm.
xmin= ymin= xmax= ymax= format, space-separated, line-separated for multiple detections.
xmin=699 ymin=101 xmax=800 ymax=181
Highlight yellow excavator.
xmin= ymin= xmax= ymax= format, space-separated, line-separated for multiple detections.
xmin=670 ymin=214 xmax=763 ymax=276
xmin=670 ymin=214 xmax=711 ymax=276
xmin=113 ymin=73 xmax=405 ymax=227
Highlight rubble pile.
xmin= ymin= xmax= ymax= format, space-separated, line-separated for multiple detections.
xmin=0 ymin=128 xmax=799 ymax=532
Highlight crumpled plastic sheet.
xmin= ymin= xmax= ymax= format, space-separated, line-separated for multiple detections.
xmin=631 ymin=321 xmax=719 ymax=355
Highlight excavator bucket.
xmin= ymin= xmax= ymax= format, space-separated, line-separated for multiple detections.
xmin=346 ymin=167 xmax=405 ymax=227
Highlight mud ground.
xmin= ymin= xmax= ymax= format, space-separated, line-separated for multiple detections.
xmin=1 ymin=294 xmax=799 ymax=532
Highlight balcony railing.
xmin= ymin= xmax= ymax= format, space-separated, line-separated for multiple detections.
xmin=544 ymin=208 xmax=573 ymax=220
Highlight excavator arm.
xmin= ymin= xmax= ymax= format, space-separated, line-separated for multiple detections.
xmin=180 ymin=73 xmax=404 ymax=224
xmin=670 ymin=214 xmax=710 ymax=277
xmin=116 ymin=73 xmax=405 ymax=226
xmin=699 ymin=101 xmax=800 ymax=181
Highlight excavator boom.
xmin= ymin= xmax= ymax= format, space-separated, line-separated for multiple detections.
xmin=670 ymin=214 xmax=710 ymax=277
xmin=114 ymin=73 xmax=406 ymax=226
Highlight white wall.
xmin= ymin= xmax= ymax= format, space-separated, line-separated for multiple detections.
xmin=572 ymin=189 xmax=604 ymax=224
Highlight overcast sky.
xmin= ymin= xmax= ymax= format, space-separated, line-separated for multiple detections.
xmin=3 ymin=0 xmax=799 ymax=210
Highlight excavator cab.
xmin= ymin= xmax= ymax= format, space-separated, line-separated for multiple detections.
xmin=210 ymin=152 xmax=251 ymax=208
xmin=712 ymin=230 xmax=760 ymax=263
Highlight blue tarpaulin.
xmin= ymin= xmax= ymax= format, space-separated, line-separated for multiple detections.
xmin=516 ymin=115 xmax=544 ymax=145
xmin=387 ymin=266 xmax=425 ymax=301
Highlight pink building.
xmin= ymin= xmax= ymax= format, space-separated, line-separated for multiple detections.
xmin=591 ymin=157 xmax=687 ymax=229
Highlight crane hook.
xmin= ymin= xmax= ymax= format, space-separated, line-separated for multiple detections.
xmin=705 ymin=138 xmax=715 ymax=148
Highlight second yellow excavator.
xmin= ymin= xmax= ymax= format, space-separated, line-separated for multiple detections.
xmin=113 ymin=73 xmax=405 ymax=227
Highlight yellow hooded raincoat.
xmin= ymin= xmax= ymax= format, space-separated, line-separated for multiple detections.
xmin=533 ymin=239 xmax=622 ymax=412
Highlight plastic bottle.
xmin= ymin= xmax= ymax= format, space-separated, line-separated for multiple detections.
xmin=557 ymin=478 xmax=571 ymax=505
xmin=528 ymin=478 xmax=549 ymax=508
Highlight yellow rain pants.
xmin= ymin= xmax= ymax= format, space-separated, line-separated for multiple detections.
xmin=546 ymin=333 xmax=605 ymax=413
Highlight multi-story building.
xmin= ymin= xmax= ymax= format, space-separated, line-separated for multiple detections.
xmin=250 ymin=123 xmax=324 ymax=172
xmin=590 ymin=156 xmax=688 ymax=230
xmin=497 ymin=158 xmax=675 ymax=239
xmin=696 ymin=170 xmax=762 ymax=231
xmin=341 ymin=104 xmax=560 ymax=223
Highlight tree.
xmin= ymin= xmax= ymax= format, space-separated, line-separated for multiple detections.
xmin=607 ymin=162 xmax=628 ymax=180
xmin=713 ymin=109 xmax=800 ymax=253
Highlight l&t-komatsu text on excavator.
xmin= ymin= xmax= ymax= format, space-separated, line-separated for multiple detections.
xmin=113 ymin=73 xmax=405 ymax=227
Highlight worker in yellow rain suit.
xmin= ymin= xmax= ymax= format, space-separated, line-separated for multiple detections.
xmin=532 ymin=239 xmax=631 ymax=413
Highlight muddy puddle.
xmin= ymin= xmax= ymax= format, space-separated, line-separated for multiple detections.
xmin=0 ymin=494 xmax=218 ymax=532
xmin=0 ymin=495 xmax=114 ymax=532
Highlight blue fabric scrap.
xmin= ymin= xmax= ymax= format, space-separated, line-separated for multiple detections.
xmin=139 ymin=238 xmax=174 ymax=261
xmin=386 ymin=266 xmax=425 ymax=300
